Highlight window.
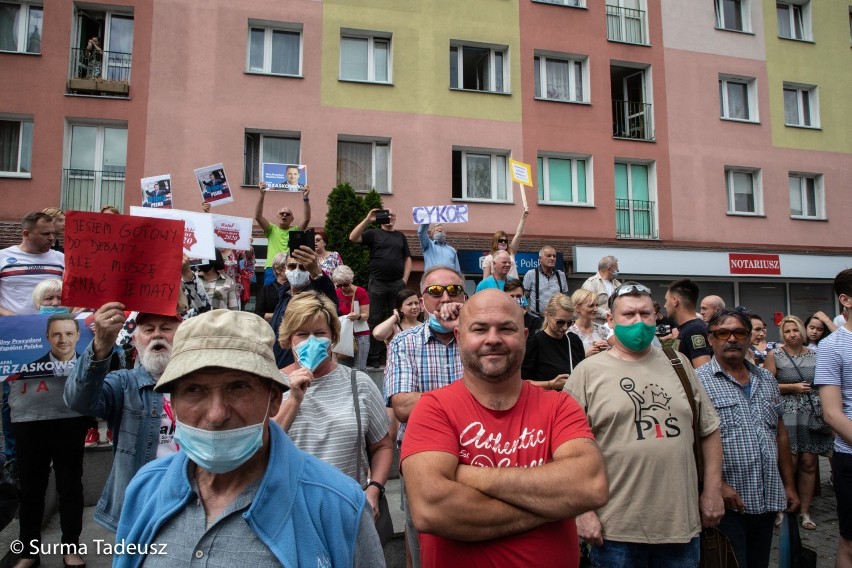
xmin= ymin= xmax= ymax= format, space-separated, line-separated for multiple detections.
xmin=615 ymin=162 xmax=657 ymax=239
xmin=719 ymin=75 xmax=757 ymax=121
xmin=783 ymin=83 xmax=818 ymax=127
xmin=606 ymin=0 xmax=647 ymax=44
xmin=0 ymin=117 xmax=33 ymax=175
xmin=534 ymin=53 xmax=587 ymax=103
xmin=0 ymin=2 xmax=42 ymax=53
xmin=789 ymin=173 xmax=824 ymax=218
xmin=725 ymin=167 xmax=762 ymax=215
xmin=777 ymin=1 xmax=811 ymax=40
xmin=537 ymin=155 xmax=591 ymax=205
xmin=247 ymin=23 xmax=302 ymax=76
xmin=715 ymin=0 xmax=750 ymax=32
xmin=533 ymin=0 xmax=585 ymax=6
xmin=337 ymin=139 xmax=390 ymax=193
xmin=63 ymin=123 xmax=127 ymax=211
xmin=450 ymin=43 xmax=508 ymax=93
xmin=452 ymin=149 xmax=509 ymax=201
xmin=244 ymin=132 xmax=300 ymax=185
xmin=340 ymin=31 xmax=390 ymax=83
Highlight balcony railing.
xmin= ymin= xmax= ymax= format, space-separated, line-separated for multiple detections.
xmin=612 ymin=100 xmax=654 ymax=141
xmin=606 ymin=5 xmax=647 ymax=45
xmin=67 ymin=48 xmax=131 ymax=97
xmin=616 ymin=198 xmax=657 ymax=239
xmin=62 ymin=169 xmax=125 ymax=212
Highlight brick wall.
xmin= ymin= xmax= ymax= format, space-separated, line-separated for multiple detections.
xmin=0 ymin=222 xmax=21 ymax=249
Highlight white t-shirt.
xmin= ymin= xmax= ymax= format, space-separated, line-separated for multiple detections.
xmin=156 ymin=393 xmax=179 ymax=458
xmin=0 ymin=246 xmax=64 ymax=314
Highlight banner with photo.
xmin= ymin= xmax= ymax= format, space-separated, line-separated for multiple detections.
xmin=261 ymin=163 xmax=307 ymax=191
xmin=0 ymin=312 xmax=95 ymax=381
xmin=141 ymin=174 xmax=173 ymax=209
xmin=194 ymin=163 xmax=234 ymax=207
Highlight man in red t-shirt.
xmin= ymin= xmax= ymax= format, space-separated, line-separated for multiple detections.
xmin=401 ymin=290 xmax=608 ymax=568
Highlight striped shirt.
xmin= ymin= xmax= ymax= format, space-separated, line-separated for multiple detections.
xmin=385 ymin=322 xmax=464 ymax=444
xmin=815 ymin=326 xmax=852 ymax=454
xmin=697 ymin=357 xmax=787 ymax=514
xmin=0 ymin=246 xmax=64 ymax=314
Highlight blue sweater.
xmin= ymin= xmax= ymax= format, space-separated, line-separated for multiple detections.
xmin=115 ymin=421 xmax=367 ymax=568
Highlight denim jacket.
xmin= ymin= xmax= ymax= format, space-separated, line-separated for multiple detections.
xmin=64 ymin=341 xmax=163 ymax=532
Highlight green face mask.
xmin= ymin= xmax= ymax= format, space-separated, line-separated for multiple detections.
xmin=614 ymin=321 xmax=657 ymax=352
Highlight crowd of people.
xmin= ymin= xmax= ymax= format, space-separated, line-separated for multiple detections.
xmin=0 ymin=198 xmax=850 ymax=568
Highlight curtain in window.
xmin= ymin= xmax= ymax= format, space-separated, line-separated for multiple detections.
xmin=248 ymin=29 xmax=265 ymax=72
xmin=337 ymin=141 xmax=372 ymax=191
xmin=732 ymin=171 xmax=754 ymax=212
xmin=374 ymin=39 xmax=389 ymax=82
xmin=783 ymin=89 xmax=799 ymax=124
xmin=466 ymin=154 xmax=492 ymax=199
xmin=340 ymin=37 xmax=368 ymax=81
xmin=374 ymin=143 xmax=389 ymax=193
xmin=546 ymin=59 xmax=570 ymax=100
xmin=788 ymin=176 xmax=803 ymax=216
xmin=0 ymin=3 xmax=19 ymax=51
xmin=25 ymin=6 xmax=40 ymax=53
xmin=271 ymin=30 xmax=299 ymax=75
xmin=777 ymin=4 xmax=792 ymax=37
xmin=727 ymin=82 xmax=748 ymax=119
xmin=0 ymin=120 xmax=20 ymax=172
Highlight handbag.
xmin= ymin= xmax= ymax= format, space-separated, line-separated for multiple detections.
xmin=334 ymin=316 xmax=355 ymax=358
xmin=779 ymin=512 xmax=817 ymax=568
xmin=778 ymin=349 xmax=832 ymax=436
xmin=663 ymin=347 xmax=738 ymax=568
xmin=350 ymin=369 xmax=394 ymax=546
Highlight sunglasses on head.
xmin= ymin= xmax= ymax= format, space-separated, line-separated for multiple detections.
xmin=424 ymin=284 xmax=465 ymax=298
xmin=709 ymin=328 xmax=750 ymax=341
xmin=613 ymin=283 xmax=651 ymax=297
xmin=286 ymin=263 xmax=306 ymax=271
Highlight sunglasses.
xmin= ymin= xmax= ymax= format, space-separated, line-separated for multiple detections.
xmin=552 ymin=318 xmax=574 ymax=328
xmin=424 ymin=284 xmax=465 ymax=298
xmin=335 ymin=282 xmax=352 ymax=289
xmin=497 ymin=238 xmax=508 ymax=244
xmin=286 ymin=263 xmax=306 ymax=271
xmin=278 ymin=211 xmax=293 ymax=217
xmin=709 ymin=328 xmax=750 ymax=341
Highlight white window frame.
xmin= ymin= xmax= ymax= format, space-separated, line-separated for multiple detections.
xmin=534 ymin=52 xmax=589 ymax=103
xmin=788 ymin=172 xmax=825 ymax=219
xmin=243 ymin=131 xmax=301 ymax=186
xmin=452 ymin=148 xmax=510 ymax=203
xmin=719 ymin=74 xmax=758 ymax=122
xmin=0 ymin=115 xmax=33 ymax=177
xmin=449 ymin=42 xmax=509 ymax=94
xmin=715 ymin=0 xmax=751 ymax=32
xmin=0 ymin=1 xmax=42 ymax=54
xmin=339 ymin=30 xmax=392 ymax=84
xmin=532 ymin=0 xmax=585 ymax=7
xmin=776 ymin=1 xmax=812 ymax=41
xmin=725 ymin=167 xmax=763 ymax=215
xmin=783 ymin=82 xmax=819 ymax=128
xmin=337 ymin=137 xmax=391 ymax=194
xmin=537 ymin=154 xmax=593 ymax=206
xmin=62 ymin=119 xmax=128 ymax=211
xmin=246 ymin=21 xmax=303 ymax=77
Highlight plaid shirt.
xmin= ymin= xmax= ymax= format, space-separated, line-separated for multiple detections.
xmin=696 ymin=357 xmax=788 ymax=514
xmin=385 ymin=322 xmax=463 ymax=444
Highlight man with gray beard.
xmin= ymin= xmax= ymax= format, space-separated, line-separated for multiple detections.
xmin=65 ymin=302 xmax=181 ymax=532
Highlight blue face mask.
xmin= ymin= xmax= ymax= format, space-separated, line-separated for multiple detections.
xmin=39 ymin=306 xmax=70 ymax=315
xmin=294 ymin=335 xmax=331 ymax=372
xmin=428 ymin=313 xmax=451 ymax=334
xmin=174 ymin=416 xmax=265 ymax=474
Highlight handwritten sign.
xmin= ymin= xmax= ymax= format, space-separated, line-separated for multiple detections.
xmin=130 ymin=207 xmax=216 ymax=261
xmin=211 ymin=214 xmax=253 ymax=250
xmin=262 ymin=163 xmax=307 ymax=191
xmin=62 ymin=212 xmax=184 ymax=315
xmin=141 ymin=174 xmax=173 ymax=209
xmin=0 ymin=313 xmax=95 ymax=381
xmin=194 ymin=163 xmax=234 ymax=207
xmin=510 ymin=159 xmax=533 ymax=187
xmin=411 ymin=205 xmax=469 ymax=225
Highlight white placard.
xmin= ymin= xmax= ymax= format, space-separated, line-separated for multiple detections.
xmin=411 ymin=204 xmax=469 ymax=225
xmin=211 ymin=214 xmax=253 ymax=251
xmin=130 ymin=207 xmax=216 ymax=260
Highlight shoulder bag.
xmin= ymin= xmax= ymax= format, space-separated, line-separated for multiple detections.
xmin=778 ymin=349 xmax=833 ymax=436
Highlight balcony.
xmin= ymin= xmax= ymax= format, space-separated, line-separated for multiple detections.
xmin=616 ymin=198 xmax=657 ymax=239
xmin=612 ymin=100 xmax=654 ymax=141
xmin=62 ymin=169 xmax=125 ymax=212
xmin=606 ymin=5 xmax=648 ymax=45
xmin=67 ymin=48 xmax=131 ymax=97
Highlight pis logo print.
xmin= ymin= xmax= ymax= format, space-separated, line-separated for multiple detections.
xmin=620 ymin=377 xmax=682 ymax=441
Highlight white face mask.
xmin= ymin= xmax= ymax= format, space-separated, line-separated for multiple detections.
xmin=286 ymin=269 xmax=310 ymax=289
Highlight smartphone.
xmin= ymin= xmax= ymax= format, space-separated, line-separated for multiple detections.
xmin=375 ymin=209 xmax=391 ymax=225
xmin=289 ymin=229 xmax=316 ymax=252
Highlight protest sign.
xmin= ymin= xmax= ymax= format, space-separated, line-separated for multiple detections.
xmin=509 ymin=159 xmax=533 ymax=187
xmin=211 ymin=214 xmax=253 ymax=250
xmin=411 ymin=205 xmax=469 ymax=225
xmin=261 ymin=163 xmax=307 ymax=191
xmin=62 ymin=212 xmax=184 ymax=315
xmin=194 ymin=163 xmax=234 ymax=207
xmin=0 ymin=312 xmax=95 ymax=381
xmin=141 ymin=174 xmax=173 ymax=209
xmin=130 ymin=207 xmax=216 ymax=260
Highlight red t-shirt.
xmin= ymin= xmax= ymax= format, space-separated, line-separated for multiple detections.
xmin=336 ymin=286 xmax=370 ymax=336
xmin=401 ymin=380 xmax=594 ymax=568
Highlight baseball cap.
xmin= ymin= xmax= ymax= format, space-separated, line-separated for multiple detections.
xmin=155 ymin=309 xmax=288 ymax=392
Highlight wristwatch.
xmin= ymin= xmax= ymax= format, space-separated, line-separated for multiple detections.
xmin=367 ymin=480 xmax=385 ymax=498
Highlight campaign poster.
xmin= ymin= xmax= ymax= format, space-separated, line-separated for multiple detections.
xmin=411 ymin=204 xmax=469 ymax=225
xmin=63 ymin=211 xmax=185 ymax=315
xmin=194 ymin=163 xmax=234 ymax=207
xmin=211 ymin=214 xmax=253 ymax=251
xmin=130 ymin=206 xmax=217 ymax=261
xmin=262 ymin=163 xmax=307 ymax=192
xmin=141 ymin=174 xmax=173 ymax=209
xmin=0 ymin=312 xmax=95 ymax=382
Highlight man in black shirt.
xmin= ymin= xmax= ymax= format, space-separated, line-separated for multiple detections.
xmin=350 ymin=208 xmax=412 ymax=367
xmin=664 ymin=278 xmax=713 ymax=368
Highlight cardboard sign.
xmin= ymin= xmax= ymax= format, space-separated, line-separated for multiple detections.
xmin=0 ymin=312 xmax=95 ymax=381
xmin=194 ymin=163 xmax=234 ymax=207
xmin=510 ymin=159 xmax=533 ymax=187
xmin=411 ymin=205 xmax=469 ymax=225
xmin=141 ymin=174 xmax=173 ymax=209
xmin=211 ymin=214 xmax=253 ymax=250
xmin=262 ymin=163 xmax=307 ymax=191
xmin=62 ymin=212 xmax=184 ymax=315
xmin=130 ymin=207 xmax=217 ymax=261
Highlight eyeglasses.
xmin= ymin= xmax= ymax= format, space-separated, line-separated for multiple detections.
xmin=552 ymin=318 xmax=575 ymax=328
xmin=424 ymin=284 xmax=465 ymax=298
xmin=497 ymin=238 xmax=508 ymax=244
xmin=286 ymin=263 xmax=306 ymax=271
xmin=278 ymin=212 xmax=292 ymax=218
xmin=335 ymin=282 xmax=352 ymax=289
xmin=709 ymin=328 xmax=750 ymax=341
xmin=613 ymin=284 xmax=651 ymax=297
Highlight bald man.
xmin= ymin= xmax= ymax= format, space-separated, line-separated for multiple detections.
xmin=400 ymin=290 xmax=607 ymax=567
xmin=700 ymin=295 xmax=726 ymax=323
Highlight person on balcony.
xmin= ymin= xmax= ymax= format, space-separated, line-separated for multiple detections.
xmin=85 ymin=36 xmax=103 ymax=79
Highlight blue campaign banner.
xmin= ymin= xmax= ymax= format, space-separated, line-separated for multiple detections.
xmin=457 ymin=251 xmax=564 ymax=276
xmin=0 ymin=313 xmax=95 ymax=381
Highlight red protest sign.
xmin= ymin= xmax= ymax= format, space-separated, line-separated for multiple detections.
xmin=61 ymin=211 xmax=185 ymax=315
